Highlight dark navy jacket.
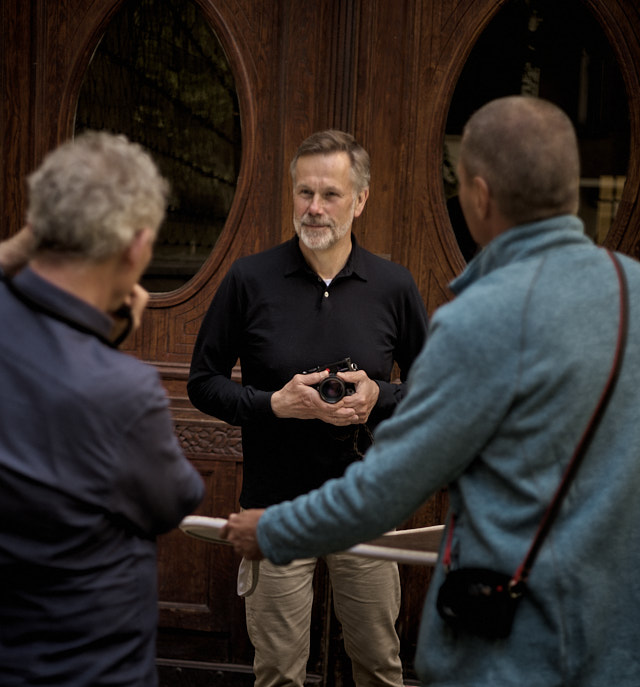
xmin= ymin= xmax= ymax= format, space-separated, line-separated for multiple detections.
xmin=0 ymin=267 xmax=204 ymax=686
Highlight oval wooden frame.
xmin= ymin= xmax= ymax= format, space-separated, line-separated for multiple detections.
xmin=57 ymin=0 xmax=256 ymax=308
xmin=428 ymin=0 xmax=640 ymax=277
xmin=584 ymin=0 xmax=640 ymax=255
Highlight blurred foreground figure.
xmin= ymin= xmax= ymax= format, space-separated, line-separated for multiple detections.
xmin=0 ymin=132 xmax=204 ymax=687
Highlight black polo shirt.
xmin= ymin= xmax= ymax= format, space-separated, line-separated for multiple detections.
xmin=188 ymin=235 xmax=428 ymax=508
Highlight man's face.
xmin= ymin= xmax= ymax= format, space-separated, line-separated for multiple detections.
xmin=292 ymin=152 xmax=366 ymax=252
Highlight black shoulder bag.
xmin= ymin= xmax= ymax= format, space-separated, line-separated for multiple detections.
xmin=436 ymin=250 xmax=629 ymax=639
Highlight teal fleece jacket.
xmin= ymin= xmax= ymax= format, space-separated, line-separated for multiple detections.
xmin=257 ymin=215 xmax=640 ymax=686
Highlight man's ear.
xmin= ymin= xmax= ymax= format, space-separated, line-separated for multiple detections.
xmin=353 ymin=188 xmax=370 ymax=218
xmin=472 ymin=176 xmax=491 ymax=220
xmin=123 ymin=227 xmax=154 ymax=267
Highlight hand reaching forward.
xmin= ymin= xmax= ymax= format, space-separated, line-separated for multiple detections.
xmin=221 ymin=509 xmax=266 ymax=560
xmin=0 ymin=226 xmax=37 ymax=276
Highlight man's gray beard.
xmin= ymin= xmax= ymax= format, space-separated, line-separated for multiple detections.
xmin=296 ymin=223 xmax=348 ymax=251
xmin=294 ymin=209 xmax=354 ymax=251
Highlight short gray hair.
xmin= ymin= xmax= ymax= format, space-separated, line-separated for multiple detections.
xmin=290 ymin=129 xmax=370 ymax=194
xmin=27 ymin=131 xmax=170 ymax=260
xmin=459 ymin=96 xmax=580 ymax=225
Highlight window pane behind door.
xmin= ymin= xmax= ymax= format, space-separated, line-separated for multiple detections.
xmin=75 ymin=0 xmax=241 ymax=292
xmin=443 ymin=0 xmax=629 ymax=260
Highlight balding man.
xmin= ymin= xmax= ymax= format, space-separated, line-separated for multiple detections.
xmin=222 ymin=97 xmax=640 ymax=686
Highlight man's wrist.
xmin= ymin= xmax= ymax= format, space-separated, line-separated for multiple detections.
xmin=270 ymin=390 xmax=283 ymax=417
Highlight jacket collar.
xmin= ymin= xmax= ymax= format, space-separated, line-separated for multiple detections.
xmin=450 ymin=214 xmax=590 ymax=296
xmin=6 ymin=266 xmax=114 ymax=343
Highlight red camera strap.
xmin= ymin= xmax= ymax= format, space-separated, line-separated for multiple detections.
xmin=442 ymin=250 xmax=629 ymax=595
xmin=510 ymin=249 xmax=628 ymax=593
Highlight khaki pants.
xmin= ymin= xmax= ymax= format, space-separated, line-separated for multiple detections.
xmin=242 ymin=553 xmax=404 ymax=687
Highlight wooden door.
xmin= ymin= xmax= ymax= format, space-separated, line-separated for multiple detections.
xmin=2 ymin=0 xmax=640 ymax=684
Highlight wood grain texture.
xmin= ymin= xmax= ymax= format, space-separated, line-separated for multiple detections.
xmin=3 ymin=0 xmax=640 ymax=682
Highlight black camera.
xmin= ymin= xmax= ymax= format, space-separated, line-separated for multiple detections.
xmin=436 ymin=567 xmax=521 ymax=639
xmin=303 ymin=357 xmax=358 ymax=404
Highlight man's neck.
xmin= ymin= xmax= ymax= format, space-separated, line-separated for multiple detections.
xmin=299 ymin=234 xmax=353 ymax=281
xmin=29 ymin=254 xmax=121 ymax=313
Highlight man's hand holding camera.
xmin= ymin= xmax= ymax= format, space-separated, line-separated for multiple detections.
xmin=271 ymin=358 xmax=379 ymax=426
xmin=335 ymin=368 xmax=379 ymax=423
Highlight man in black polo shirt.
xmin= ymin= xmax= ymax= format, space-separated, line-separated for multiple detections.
xmin=188 ymin=130 xmax=428 ymax=686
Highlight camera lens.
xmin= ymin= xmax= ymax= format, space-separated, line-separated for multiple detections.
xmin=318 ymin=377 xmax=346 ymax=404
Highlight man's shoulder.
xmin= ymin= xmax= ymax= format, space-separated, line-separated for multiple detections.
xmin=355 ymin=244 xmax=416 ymax=286
xmin=226 ymin=239 xmax=295 ymax=281
xmin=81 ymin=340 xmax=157 ymax=385
xmin=235 ymin=239 xmax=294 ymax=267
xmin=76 ymin=348 xmax=166 ymax=420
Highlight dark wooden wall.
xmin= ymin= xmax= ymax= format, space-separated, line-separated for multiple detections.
xmin=2 ymin=0 xmax=640 ymax=683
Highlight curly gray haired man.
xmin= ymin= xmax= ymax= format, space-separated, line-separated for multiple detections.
xmin=0 ymin=131 xmax=204 ymax=687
